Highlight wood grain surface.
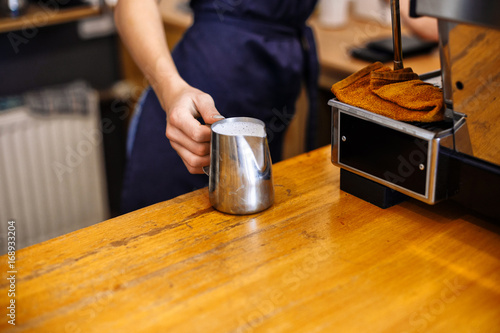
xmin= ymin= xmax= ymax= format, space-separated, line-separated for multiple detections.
xmin=449 ymin=25 xmax=500 ymax=166
xmin=1 ymin=146 xmax=499 ymax=332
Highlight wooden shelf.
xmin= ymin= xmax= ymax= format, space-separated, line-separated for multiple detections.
xmin=0 ymin=4 xmax=101 ymax=34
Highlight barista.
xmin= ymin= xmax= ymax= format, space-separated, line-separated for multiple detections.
xmin=114 ymin=0 xmax=319 ymax=213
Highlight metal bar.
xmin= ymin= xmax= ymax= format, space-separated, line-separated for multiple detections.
xmin=390 ymin=0 xmax=404 ymax=70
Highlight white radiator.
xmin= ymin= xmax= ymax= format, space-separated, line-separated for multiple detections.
xmin=0 ymin=84 xmax=109 ymax=252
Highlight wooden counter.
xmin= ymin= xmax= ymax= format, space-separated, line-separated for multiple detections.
xmin=1 ymin=146 xmax=499 ymax=332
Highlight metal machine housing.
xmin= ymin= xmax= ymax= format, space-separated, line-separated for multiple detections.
xmin=330 ymin=99 xmax=469 ymax=205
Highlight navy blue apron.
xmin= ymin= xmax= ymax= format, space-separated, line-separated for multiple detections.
xmin=121 ymin=0 xmax=319 ymax=213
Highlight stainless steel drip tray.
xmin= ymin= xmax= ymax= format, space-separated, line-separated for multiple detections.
xmin=329 ymin=99 xmax=467 ymax=204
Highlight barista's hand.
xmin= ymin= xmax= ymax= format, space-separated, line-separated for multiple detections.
xmin=160 ymin=81 xmax=223 ymax=174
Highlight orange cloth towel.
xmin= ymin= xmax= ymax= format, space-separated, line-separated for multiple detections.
xmin=331 ymin=62 xmax=444 ymax=122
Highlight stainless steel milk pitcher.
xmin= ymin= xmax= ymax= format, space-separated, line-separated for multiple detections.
xmin=204 ymin=117 xmax=274 ymax=214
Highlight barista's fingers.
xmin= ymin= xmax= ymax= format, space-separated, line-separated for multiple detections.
xmin=167 ymin=100 xmax=212 ymax=143
xmin=162 ymin=86 xmax=217 ymax=174
xmin=161 ymin=81 xmax=219 ymax=138
xmin=170 ymin=141 xmax=210 ymax=174
xmin=166 ymin=123 xmax=211 ymax=157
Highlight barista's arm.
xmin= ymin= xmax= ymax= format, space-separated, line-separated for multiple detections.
xmin=114 ymin=0 xmax=222 ymax=174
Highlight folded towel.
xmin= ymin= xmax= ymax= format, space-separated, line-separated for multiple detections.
xmin=331 ymin=62 xmax=444 ymax=122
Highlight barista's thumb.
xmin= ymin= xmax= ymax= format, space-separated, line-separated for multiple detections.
xmin=195 ymin=93 xmax=224 ymax=125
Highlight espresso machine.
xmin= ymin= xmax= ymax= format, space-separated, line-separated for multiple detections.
xmin=329 ymin=0 xmax=500 ymax=220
